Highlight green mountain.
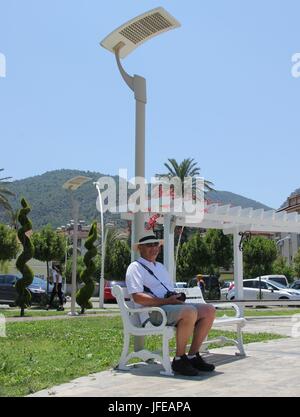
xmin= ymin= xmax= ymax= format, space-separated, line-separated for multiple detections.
xmin=0 ymin=169 xmax=272 ymax=229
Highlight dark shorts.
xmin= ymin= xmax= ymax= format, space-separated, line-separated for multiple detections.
xmin=149 ymin=304 xmax=199 ymax=326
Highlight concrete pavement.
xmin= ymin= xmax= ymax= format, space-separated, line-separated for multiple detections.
xmin=29 ymin=316 xmax=300 ymax=397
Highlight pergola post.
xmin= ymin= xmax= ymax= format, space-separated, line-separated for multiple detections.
xmin=163 ymin=214 xmax=176 ymax=282
xmin=233 ymin=228 xmax=244 ymax=315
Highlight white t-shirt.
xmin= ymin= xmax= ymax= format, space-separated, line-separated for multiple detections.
xmin=52 ymin=270 xmax=63 ymax=284
xmin=126 ymin=257 xmax=174 ymax=298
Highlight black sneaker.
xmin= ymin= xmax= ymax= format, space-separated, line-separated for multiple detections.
xmin=172 ymin=355 xmax=199 ymax=376
xmin=189 ymin=353 xmax=215 ymax=372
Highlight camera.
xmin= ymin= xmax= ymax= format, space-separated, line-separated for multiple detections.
xmin=164 ymin=291 xmax=186 ymax=302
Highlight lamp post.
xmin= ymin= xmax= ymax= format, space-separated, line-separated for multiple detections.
xmin=100 ymin=7 xmax=180 ymax=349
xmin=63 ymin=176 xmax=92 ymax=316
xmin=94 ymin=182 xmax=115 ymax=308
xmin=100 ymin=7 xmax=180 ymax=261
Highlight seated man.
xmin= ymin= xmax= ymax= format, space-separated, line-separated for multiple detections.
xmin=126 ymin=233 xmax=216 ymax=377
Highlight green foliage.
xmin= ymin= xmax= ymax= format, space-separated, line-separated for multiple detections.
xmin=32 ymin=225 xmax=65 ymax=263
xmin=272 ymin=256 xmax=294 ymax=282
xmin=15 ymin=199 xmax=34 ymax=317
xmin=293 ymin=248 xmax=300 ymax=278
xmin=204 ymin=229 xmax=233 ymax=272
xmin=243 ymin=236 xmax=277 ymax=278
xmin=108 ymin=240 xmax=131 ymax=279
xmin=177 ymin=233 xmax=209 ymax=279
xmin=76 ymin=222 xmax=98 ymax=314
xmin=0 ymin=223 xmax=19 ymax=261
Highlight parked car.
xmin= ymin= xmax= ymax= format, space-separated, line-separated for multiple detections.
xmin=104 ymin=280 xmax=127 ymax=303
xmin=174 ymin=282 xmax=188 ymax=289
xmin=255 ymin=275 xmax=289 ymax=287
xmin=227 ymin=278 xmax=300 ymax=301
xmin=220 ymin=281 xmax=234 ymax=300
xmin=290 ymin=280 xmax=300 ymax=290
xmin=0 ymin=274 xmax=49 ymax=307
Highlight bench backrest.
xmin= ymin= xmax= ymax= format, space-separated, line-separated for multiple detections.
xmin=112 ymin=285 xmax=142 ymax=328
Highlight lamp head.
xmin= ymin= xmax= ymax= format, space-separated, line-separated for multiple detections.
xmin=100 ymin=7 xmax=181 ymax=59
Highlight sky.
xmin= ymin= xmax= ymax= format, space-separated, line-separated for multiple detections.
xmin=1 ymin=0 xmax=300 ymax=210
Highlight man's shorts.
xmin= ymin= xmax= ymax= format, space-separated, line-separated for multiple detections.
xmin=149 ymin=304 xmax=198 ymax=327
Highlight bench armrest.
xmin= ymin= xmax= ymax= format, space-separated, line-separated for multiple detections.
xmin=127 ymin=306 xmax=168 ymax=330
xmin=211 ymin=302 xmax=243 ymax=318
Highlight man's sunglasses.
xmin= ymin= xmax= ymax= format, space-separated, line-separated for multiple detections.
xmin=144 ymin=242 xmax=160 ymax=248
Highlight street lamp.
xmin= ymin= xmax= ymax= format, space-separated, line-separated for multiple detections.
xmin=63 ymin=176 xmax=92 ymax=315
xmin=100 ymin=7 xmax=180 ymax=260
xmin=94 ymin=182 xmax=115 ymax=308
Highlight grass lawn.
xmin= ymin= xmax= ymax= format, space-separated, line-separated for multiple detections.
xmin=1 ymin=307 xmax=300 ymax=319
xmin=0 ymin=308 xmax=118 ymax=318
xmin=0 ymin=316 xmax=285 ymax=397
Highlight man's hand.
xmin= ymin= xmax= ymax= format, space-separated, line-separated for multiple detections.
xmin=165 ymin=293 xmax=185 ymax=305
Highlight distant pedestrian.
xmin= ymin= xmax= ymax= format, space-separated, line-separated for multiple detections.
xmin=196 ymin=274 xmax=206 ymax=295
xmin=46 ymin=265 xmax=64 ymax=311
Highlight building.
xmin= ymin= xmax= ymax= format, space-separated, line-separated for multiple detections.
xmin=277 ymin=189 xmax=300 ymax=264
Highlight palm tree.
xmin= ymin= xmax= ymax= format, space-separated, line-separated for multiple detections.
xmin=0 ymin=169 xmax=15 ymax=219
xmin=156 ymin=158 xmax=215 ymax=276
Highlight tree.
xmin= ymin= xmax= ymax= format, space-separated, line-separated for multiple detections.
xmin=32 ymin=225 xmax=66 ymax=291
xmin=15 ymin=199 xmax=34 ymax=317
xmin=243 ymin=237 xmax=277 ymax=278
xmin=109 ymin=240 xmax=131 ymax=279
xmin=272 ymin=256 xmax=294 ymax=283
xmin=176 ymin=232 xmax=210 ymax=280
xmin=0 ymin=224 xmax=19 ymax=262
xmin=293 ymin=249 xmax=300 ymax=278
xmin=204 ymin=229 xmax=233 ymax=273
xmin=76 ymin=222 xmax=98 ymax=314
xmin=0 ymin=169 xmax=15 ymax=219
xmin=103 ymin=228 xmax=129 ymax=280
xmin=156 ymin=158 xmax=215 ymax=273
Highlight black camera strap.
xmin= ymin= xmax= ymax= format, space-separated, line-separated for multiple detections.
xmin=136 ymin=260 xmax=170 ymax=295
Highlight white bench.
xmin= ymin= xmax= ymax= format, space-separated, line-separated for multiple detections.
xmin=112 ymin=285 xmax=246 ymax=376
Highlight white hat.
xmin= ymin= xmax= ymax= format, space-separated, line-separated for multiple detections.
xmin=133 ymin=234 xmax=164 ymax=251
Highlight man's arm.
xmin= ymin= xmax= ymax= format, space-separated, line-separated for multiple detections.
xmin=132 ymin=292 xmax=184 ymax=307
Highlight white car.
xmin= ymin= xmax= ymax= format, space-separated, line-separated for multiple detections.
xmin=227 ymin=278 xmax=300 ymax=301
xmin=174 ymin=282 xmax=188 ymax=289
xmin=220 ymin=281 xmax=234 ymax=300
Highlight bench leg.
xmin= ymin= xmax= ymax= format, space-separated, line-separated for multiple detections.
xmin=236 ymin=325 xmax=246 ymax=356
xmin=118 ymin=332 xmax=131 ymax=370
xmin=160 ymin=333 xmax=174 ymax=376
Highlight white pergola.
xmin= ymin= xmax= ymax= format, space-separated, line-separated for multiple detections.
xmin=121 ymin=202 xmax=300 ymax=302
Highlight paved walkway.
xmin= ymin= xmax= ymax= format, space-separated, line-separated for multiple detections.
xmin=30 ymin=316 xmax=300 ymax=397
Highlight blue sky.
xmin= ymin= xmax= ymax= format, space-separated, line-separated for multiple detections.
xmin=1 ymin=0 xmax=300 ymax=209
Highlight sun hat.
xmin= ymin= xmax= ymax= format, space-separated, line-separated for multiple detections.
xmin=133 ymin=234 xmax=164 ymax=251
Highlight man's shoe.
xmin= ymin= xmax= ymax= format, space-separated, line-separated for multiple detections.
xmin=172 ymin=355 xmax=199 ymax=376
xmin=188 ymin=353 xmax=215 ymax=372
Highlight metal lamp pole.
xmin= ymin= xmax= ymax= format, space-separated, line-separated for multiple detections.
xmin=100 ymin=7 xmax=181 ymax=261
xmin=95 ymin=183 xmax=105 ymax=308
xmin=63 ymin=176 xmax=92 ymax=316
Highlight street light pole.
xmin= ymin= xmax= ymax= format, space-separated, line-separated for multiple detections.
xmin=114 ymin=44 xmax=146 ymax=262
xmin=63 ymin=176 xmax=92 ymax=316
xmin=95 ymin=183 xmax=105 ymax=308
xmin=100 ymin=7 xmax=180 ymax=350
xmin=70 ymin=197 xmax=79 ymax=315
